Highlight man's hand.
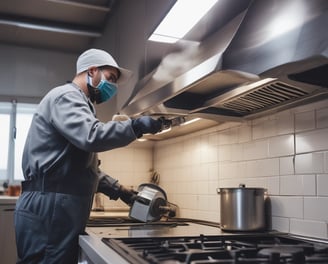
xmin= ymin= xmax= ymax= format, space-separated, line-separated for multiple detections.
xmin=132 ymin=116 xmax=163 ymax=138
xmin=118 ymin=185 xmax=138 ymax=206
xmin=112 ymin=114 xmax=130 ymax=121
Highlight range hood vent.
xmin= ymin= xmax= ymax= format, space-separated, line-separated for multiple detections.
xmin=220 ymin=80 xmax=310 ymax=115
xmin=149 ymin=56 xmax=328 ymax=122
xmin=198 ymin=65 xmax=328 ymax=119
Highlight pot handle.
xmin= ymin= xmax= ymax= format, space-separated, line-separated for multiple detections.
xmin=216 ymin=183 xmax=246 ymax=194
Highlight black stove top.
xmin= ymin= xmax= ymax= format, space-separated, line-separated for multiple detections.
xmin=102 ymin=234 xmax=328 ymax=264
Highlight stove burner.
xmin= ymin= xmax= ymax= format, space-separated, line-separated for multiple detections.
xmin=102 ymin=234 xmax=328 ymax=264
xmin=258 ymin=246 xmax=307 ymax=263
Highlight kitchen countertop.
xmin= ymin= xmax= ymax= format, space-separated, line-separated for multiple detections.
xmin=79 ymin=235 xmax=130 ymax=264
xmin=0 ymin=195 xmax=19 ymax=204
xmin=89 ymin=210 xmax=129 ymax=219
xmin=80 ymin=210 xmax=131 ymax=263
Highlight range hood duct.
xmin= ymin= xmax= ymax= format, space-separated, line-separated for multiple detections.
xmin=121 ymin=2 xmax=328 ymax=126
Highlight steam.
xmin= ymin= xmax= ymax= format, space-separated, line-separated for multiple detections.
xmin=152 ymin=42 xmax=200 ymax=83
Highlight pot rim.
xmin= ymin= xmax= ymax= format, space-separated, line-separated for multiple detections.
xmin=219 ymin=187 xmax=267 ymax=190
xmin=217 ymin=187 xmax=267 ymax=194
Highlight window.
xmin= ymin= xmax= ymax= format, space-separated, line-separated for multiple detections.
xmin=0 ymin=103 xmax=11 ymax=181
xmin=0 ymin=101 xmax=37 ymax=184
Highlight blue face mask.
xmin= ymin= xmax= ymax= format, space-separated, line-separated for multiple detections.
xmin=96 ymin=78 xmax=117 ymax=104
xmin=87 ymin=71 xmax=118 ymax=104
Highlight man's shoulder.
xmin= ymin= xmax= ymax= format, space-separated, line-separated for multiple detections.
xmin=45 ymin=83 xmax=85 ymax=101
xmin=51 ymin=82 xmax=77 ymax=94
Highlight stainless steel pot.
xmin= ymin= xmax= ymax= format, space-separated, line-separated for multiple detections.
xmin=217 ymin=184 xmax=267 ymax=232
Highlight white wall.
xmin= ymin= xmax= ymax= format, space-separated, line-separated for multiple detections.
xmin=153 ymin=99 xmax=328 ymax=239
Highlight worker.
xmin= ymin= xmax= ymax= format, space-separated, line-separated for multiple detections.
xmin=14 ymin=48 xmax=163 ymax=264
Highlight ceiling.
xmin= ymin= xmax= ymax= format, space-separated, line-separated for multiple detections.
xmin=0 ymin=0 xmax=253 ymax=54
xmin=0 ymin=0 xmax=116 ymax=52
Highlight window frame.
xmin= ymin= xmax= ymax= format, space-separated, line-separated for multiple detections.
xmin=0 ymin=101 xmax=37 ymax=185
xmin=0 ymin=102 xmax=12 ymax=184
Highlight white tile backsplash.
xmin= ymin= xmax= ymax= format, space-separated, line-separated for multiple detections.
xmin=296 ymin=128 xmax=328 ymax=153
xmin=280 ymin=174 xmax=316 ymax=196
xmin=252 ymin=117 xmax=274 ymax=139
xmin=252 ymin=112 xmax=294 ymax=139
xmin=153 ymin=99 xmax=328 ymax=239
xmin=290 ymin=219 xmax=328 ymax=239
xmin=325 ymin=152 xmax=328 ymax=173
xmin=279 ymin=156 xmax=295 ymax=175
xmin=96 ymin=99 xmax=328 ymax=240
xmin=271 ymin=216 xmax=290 ymax=233
xmin=243 ymin=139 xmax=268 ymax=160
xmin=270 ymin=196 xmax=303 ymax=218
xmin=275 ymin=111 xmax=295 ymax=135
xmin=218 ymin=144 xmax=231 ymax=162
xmin=304 ymin=197 xmax=328 ymax=221
xmin=245 ymin=158 xmax=279 ymax=177
xmin=317 ymin=107 xmax=328 ymax=128
xmin=295 ymin=152 xmax=325 ymax=174
xmin=266 ymin=176 xmax=279 ymax=195
xmin=317 ymin=174 xmax=328 ymax=196
xmin=295 ymin=110 xmax=316 ymax=132
xmin=230 ymin=143 xmax=243 ymax=161
xmin=268 ymin=134 xmax=294 ymax=157
xmin=237 ymin=123 xmax=252 ymax=143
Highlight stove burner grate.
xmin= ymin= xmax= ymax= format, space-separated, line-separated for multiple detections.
xmin=102 ymin=234 xmax=328 ymax=264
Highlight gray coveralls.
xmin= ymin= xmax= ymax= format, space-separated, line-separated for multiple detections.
xmin=14 ymin=82 xmax=137 ymax=264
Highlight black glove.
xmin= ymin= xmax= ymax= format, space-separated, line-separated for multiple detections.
xmin=118 ymin=185 xmax=138 ymax=206
xmin=97 ymin=175 xmax=121 ymax=200
xmin=97 ymin=175 xmax=137 ymax=205
xmin=132 ymin=116 xmax=162 ymax=138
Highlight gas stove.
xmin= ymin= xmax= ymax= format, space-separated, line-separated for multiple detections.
xmin=80 ymin=217 xmax=328 ymax=264
xmin=102 ymin=234 xmax=328 ymax=264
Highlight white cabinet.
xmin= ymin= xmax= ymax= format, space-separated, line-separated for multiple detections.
xmin=0 ymin=197 xmax=18 ymax=264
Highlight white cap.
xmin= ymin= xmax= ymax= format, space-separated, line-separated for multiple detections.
xmin=76 ymin=48 xmax=133 ymax=85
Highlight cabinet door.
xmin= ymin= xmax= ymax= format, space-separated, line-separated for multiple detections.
xmin=0 ymin=205 xmax=17 ymax=264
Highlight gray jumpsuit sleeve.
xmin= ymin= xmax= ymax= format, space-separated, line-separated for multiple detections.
xmin=50 ymin=87 xmax=137 ymax=152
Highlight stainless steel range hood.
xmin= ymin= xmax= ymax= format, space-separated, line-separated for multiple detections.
xmin=205 ymin=56 xmax=328 ymax=118
xmin=121 ymin=0 xmax=328 ymax=140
